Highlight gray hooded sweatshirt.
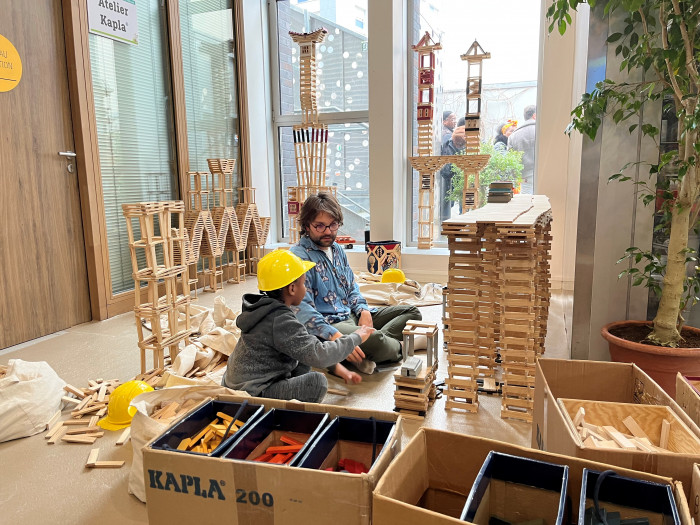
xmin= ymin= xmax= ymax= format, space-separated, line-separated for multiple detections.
xmin=222 ymin=293 xmax=362 ymax=396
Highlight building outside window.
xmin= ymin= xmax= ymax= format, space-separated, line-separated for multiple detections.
xmin=272 ymin=0 xmax=369 ymax=243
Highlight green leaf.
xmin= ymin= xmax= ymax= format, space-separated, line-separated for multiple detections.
xmin=608 ymin=32 xmax=623 ymax=43
xmin=558 ymin=19 xmax=567 ymax=35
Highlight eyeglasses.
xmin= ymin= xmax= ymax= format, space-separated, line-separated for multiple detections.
xmin=311 ymin=221 xmax=341 ymax=233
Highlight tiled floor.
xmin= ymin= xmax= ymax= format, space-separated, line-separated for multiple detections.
xmin=0 ymin=280 xmax=572 ymax=524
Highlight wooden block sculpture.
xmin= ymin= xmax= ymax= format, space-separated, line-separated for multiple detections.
xmin=393 ymin=321 xmax=439 ymax=418
xmin=180 ymin=159 xmax=271 ymax=292
xmin=122 ymin=201 xmax=192 ymax=374
xmin=441 ymin=195 xmax=552 ymax=420
xmin=459 ymin=40 xmax=491 ymax=212
xmin=287 ymin=28 xmax=337 ymax=244
xmin=409 ymin=35 xmax=491 ymax=248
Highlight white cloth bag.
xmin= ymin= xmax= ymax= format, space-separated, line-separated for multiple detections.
xmin=0 ymin=359 xmax=66 ymax=443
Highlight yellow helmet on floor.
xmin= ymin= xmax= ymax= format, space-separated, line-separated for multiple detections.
xmin=98 ymin=380 xmax=153 ymax=431
xmin=257 ymin=249 xmax=316 ymax=291
xmin=381 ymin=268 xmax=406 ymax=283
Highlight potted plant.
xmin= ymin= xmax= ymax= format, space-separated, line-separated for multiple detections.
xmin=549 ymin=0 xmax=700 ymax=394
xmin=446 ymin=142 xmax=524 ymax=206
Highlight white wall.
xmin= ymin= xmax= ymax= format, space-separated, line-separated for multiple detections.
xmin=535 ymin=2 xmax=589 ymax=291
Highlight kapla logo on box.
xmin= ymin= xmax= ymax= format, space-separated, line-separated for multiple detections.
xmin=148 ymin=469 xmax=226 ymax=500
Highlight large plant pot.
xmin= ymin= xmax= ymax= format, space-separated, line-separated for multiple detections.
xmin=601 ymin=320 xmax=700 ymax=397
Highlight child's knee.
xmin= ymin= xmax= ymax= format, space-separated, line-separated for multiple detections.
xmin=310 ymin=372 xmax=328 ymax=402
xmin=407 ymin=306 xmax=422 ymax=320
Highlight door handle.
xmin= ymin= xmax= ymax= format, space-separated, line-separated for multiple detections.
xmin=58 ymin=151 xmax=77 ymax=158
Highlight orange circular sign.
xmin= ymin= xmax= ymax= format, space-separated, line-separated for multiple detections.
xmin=0 ymin=34 xmax=22 ymax=93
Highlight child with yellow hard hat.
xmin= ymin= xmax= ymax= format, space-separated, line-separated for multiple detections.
xmin=222 ymin=250 xmax=374 ymax=403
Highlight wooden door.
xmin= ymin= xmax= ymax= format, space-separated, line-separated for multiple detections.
xmin=0 ymin=0 xmax=91 ymax=348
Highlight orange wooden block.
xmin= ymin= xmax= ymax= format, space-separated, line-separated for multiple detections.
xmin=269 ymin=453 xmax=292 ymax=464
xmin=266 ymin=445 xmax=302 ymax=455
xmin=280 ymin=435 xmax=303 ymax=446
xmin=253 ymin=452 xmax=274 ymax=462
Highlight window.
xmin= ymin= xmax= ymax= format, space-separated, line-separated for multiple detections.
xmin=90 ymin=0 xmax=178 ymax=294
xmin=408 ymin=0 xmax=541 ymax=245
xmin=179 ymin=0 xmax=242 ymax=202
xmin=90 ymin=0 xmax=243 ymax=296
xmin=271 ymin=0 xmax=369 ymax=242
xmin=179 ymin=0 xmax=242 ymax=181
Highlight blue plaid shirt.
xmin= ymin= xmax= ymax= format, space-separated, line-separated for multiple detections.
xmin=290 ymin=236 xmax=376 ymax=340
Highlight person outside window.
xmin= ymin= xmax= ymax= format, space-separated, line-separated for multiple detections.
xmin=507 ymin=105 xmax=536 ymax=193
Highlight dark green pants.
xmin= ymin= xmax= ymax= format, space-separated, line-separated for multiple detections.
xmin=331 ymin=305 xmax=422 ymax=364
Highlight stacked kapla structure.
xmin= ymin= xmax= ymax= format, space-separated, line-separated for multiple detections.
xmin=460 ymin=40 xmax=491 ymax=211
xmin=181 ymin=159 xmax=270 ymax=294
xmin=410 ymin=34 xmax=490 ymax=249
xmin=287 ymin=28 xmax=337 ymax=243
xmin=441 ymin=195 xmax=553 ymax=420
xmin=122 ymin=201 xmax=192 ymax=373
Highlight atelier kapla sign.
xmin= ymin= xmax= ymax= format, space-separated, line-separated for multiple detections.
xmin=0 ymin=34 xmax=22 ymax=93
xmin=88 ymin=0 xmax=139 ymax=46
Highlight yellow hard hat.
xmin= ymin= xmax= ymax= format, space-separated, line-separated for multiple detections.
xmin=97 ymin=380 xmax=153 ymax=431
xmin=381 ymin=268 xmax=406 ymax=283
xmin=257 ymin=249 xmax=316 ymax=291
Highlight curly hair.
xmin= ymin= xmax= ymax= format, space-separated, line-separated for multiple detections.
xmin=298 ymin=192 xmax=344 ymax=236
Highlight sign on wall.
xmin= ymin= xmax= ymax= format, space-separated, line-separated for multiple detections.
xmin=0 ymin=34 xmax=22 ymax=93
xmin=88 ymin=0 xmax=139 ymax=46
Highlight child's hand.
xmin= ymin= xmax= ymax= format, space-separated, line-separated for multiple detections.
xmin=354 ymin=325 xmax=376 ymax=343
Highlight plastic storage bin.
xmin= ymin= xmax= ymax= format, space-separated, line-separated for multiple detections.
xmin=221 ymin=408 xmax=328 ymax=466
xmin=461 ymin=451 xmax=569 ymax=524
xmin=579 ymin=469 xmax=680 ymax=525
xmin=295 ymin=415 xmax=397 ymax=472
xmin=150 ymin=399 xmax=264 ymax=457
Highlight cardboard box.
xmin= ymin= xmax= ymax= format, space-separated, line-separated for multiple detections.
xmin=691 ymin=463 xmax=700 ymax=524
xmin=372 ymin=428 xmax=692 ymax=525
xmin=144 ymin=395 xmax=401 ymax=525
xmin=676 ymin=373 xmax=700 ymax=428
xmin=534 ymin=360 xmax=700 ymax=494
xmin=533 ymin=359 xmax=698 ymax=453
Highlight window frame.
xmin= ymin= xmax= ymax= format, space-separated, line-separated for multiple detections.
xmin=267 ymin=0 xmax=370 ymax=243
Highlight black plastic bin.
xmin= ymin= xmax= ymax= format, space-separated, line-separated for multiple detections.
xmin=220 ymin=408 xmax=328 ymax=466
xmin=295 ymin=416 xmax=397 ymax=472
xmin=150 ymin=399 xmax=264 ymax=457
xmin=579 ymin=469 xmax=680 ymax=525
xmin=461 ymin=451 xmax=569 ymax=524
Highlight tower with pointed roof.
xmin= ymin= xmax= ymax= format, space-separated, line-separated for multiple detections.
xmin=287 ymin=28 xmax=337 ymax=243
xmin=459 ymin=40 xmax=491 ymax=209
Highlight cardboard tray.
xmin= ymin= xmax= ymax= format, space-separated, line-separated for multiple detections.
xmin=150 ymin=399 xmax=264 ymax=457
xmin=558 ymin=398 xmax=700 ymax=455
